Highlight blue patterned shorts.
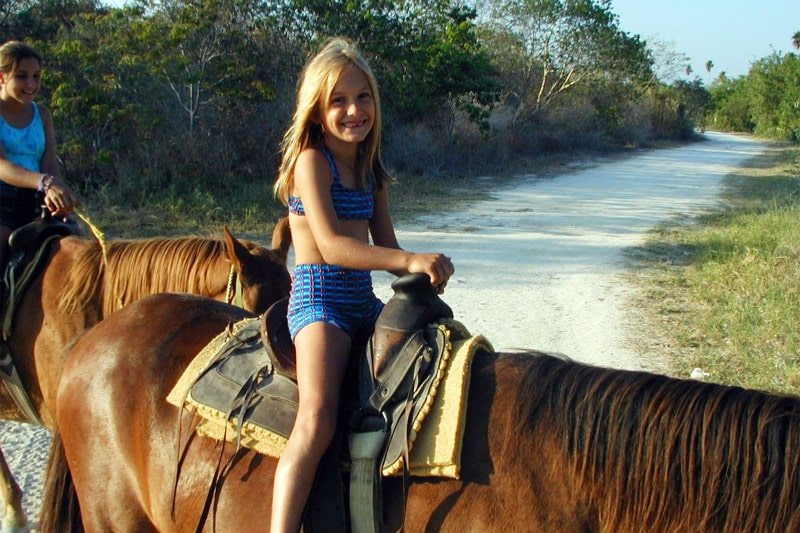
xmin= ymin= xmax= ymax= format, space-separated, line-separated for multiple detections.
xmin=287 ymin=264 xmax=384 ymax=341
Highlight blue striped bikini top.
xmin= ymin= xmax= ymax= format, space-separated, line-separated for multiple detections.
xmin=288 ymin=146 xmax=374 ymax=220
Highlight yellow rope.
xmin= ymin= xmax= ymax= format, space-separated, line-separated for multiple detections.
xmin=74 ymin=209 xmax=122 ymax=309
xmin=226 ymin=265 xmax=236 ymax=305
xmin=75 ymin=209 xmax=109 ymax=268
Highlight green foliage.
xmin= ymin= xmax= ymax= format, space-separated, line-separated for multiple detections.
xmin=136 ymin=0 xmax=277 ymax=129
xmin=0 ymin=0 xmax=718 ymax=221
xmin=670 ymin=78 xmax=710 ymax=126
xmin=484 ymin=0 xmax=653 ymax=122
xmin=706 ymin=75 xmax=753 ymax=132
xmin=748 ymin=53 xmax=800 ymax=141
xmin=37 ymin=7 xmax=158 ymax=189
xmin=706 ymin=52 xmax=800 ymax=142
xmin=1 ymin=0 xmax=103 ymax=42
xmin=280 ymin=0 xmax=499 ymax=126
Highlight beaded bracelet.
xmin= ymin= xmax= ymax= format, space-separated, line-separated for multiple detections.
xmin=37 ymin=174 xmax=54 ymax=193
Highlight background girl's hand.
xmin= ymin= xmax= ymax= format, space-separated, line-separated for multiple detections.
xmin=44 ymin=176 xmax=80 ymax=217
xmin=407 ymin=252 xmax=454 ymax=292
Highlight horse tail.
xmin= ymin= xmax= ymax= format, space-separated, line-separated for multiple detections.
xmin=271 ymin=216 xmax=291 ymax=260
xmin=39 ymin=430 xmax=83 ymax=533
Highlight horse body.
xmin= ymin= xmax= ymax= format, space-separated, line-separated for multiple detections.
xmin=45 ymin=294 xmax=583 ymax=533
xmin=40 ymin=293 xmax=800 ymax=532
xmin=1 ymin=223 xmax=291 ymax=529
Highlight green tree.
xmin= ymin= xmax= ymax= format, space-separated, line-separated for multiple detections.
xmin=707 ymin=74 xmax=753 ymax=132
xmin=747 ymin=52 xmax=800 ymax=141
xmin=38 ymin=5 xmax=166 ymax=189
xmin=1 ymin=0 xmax=103 ymax=42
xmin=484 ymin=0 xmax=652 ymax=124
xmin=279 ymin=0 xmax=499 ymax=127
xmin=670 ymin=78 xmax=710 ymax=128
xmin=133 ymin=0 xmax=275 ymax=132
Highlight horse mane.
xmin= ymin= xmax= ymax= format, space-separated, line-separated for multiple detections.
xmin=60 ymin=236 xmax=236 ymax=317
xmin=512 ymin=353 xmax=800 ymax=532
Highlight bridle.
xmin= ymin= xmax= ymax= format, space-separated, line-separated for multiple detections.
xmin=225 ymin=266 xmax=245 ymax=309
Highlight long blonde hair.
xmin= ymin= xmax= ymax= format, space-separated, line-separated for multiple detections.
xmin=273 ymin=37 xmax=390 ymax=204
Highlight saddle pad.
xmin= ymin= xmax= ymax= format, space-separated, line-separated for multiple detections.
xmin=166 ymin=317 xmax=290 ymax=457
xmin=394 ymin=319 xmax=492 ymax=478
xmin=166 ymin=317 xmax=492 ymax=479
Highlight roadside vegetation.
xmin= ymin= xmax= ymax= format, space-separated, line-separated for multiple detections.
xmin=3 ymin=0 xmax=711 ymax=238
xmin=630 ymin=145 xmax=800 ymax=395
xmin=2 ymin=1 xmax=796 ymax=238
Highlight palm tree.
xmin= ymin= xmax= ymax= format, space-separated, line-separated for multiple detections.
xmin=793 ymin=31 xmax=800 ymax=50
xmin=705 ymin=60 xmax=714 ymax=84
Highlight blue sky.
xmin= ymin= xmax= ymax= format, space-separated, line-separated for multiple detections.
xmin=611 ymin=0 xmax=799 ymax=80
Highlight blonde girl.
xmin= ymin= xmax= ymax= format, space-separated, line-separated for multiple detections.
xmin=271 ymin=37 xmax=454 ymax=532
xmin=0 ymin=41 xmax=80 ymax=266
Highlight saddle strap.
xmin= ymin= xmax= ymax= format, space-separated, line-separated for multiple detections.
xmin=349 ymin=429 xmax=388 ymax=533
xmin=366 ymin=330 xmax=431 ymax=414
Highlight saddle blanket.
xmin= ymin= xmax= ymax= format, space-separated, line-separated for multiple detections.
xmin=167 ymin=318 xmax=492 ymax=479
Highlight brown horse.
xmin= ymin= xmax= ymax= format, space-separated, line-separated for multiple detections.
xmin=40 ymin=293 xmax=800 ymax=532
xmin=0 ymin=221 xmax=291 ymax=529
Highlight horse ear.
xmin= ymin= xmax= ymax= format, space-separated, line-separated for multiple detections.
xmin=222 ymin=226 xmax=250 ymax=272
xmin=270 ymin=216 xmax=291 ymax=263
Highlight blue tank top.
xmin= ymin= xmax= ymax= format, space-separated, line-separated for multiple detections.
xmin=288 ymin=146 xmax=374 ymax=220
xmin=0 ymin=103 xmax=45 ymax=173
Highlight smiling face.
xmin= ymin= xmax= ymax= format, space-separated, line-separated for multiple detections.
xmin=0 ymin=57 xmax=42 ymax=105
xmin=319 ymin=64 xmax=375 ymax=151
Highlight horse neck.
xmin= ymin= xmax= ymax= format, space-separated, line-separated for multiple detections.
xmin=102 ymin=238 xmax=230 ymax=316
xmin=512 ymin=353 xmax=800 ymax=532
xmin=57 ymin=239 xmax=105 ymax=318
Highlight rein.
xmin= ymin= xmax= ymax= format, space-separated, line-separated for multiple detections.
xmin=226 ymin=266 xmax=245 ymax=309
xmin=75 ymin=209 xmax=108 ymax=267
xmin=76 ymin=209 xmax=123 ymax=311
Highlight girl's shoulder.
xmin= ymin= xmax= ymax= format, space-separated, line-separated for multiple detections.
xmin=296 ymin=145 xmax=326 ymax=162
xmin=295 ymin=146 xmax=333 ymax=184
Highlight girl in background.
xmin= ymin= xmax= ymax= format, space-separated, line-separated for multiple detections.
xmin=0 ymin=40 xmax=79 ymax=266
xmin=272 ymin=37 xmax=454 ymax=532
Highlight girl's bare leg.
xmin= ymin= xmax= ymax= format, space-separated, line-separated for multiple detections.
xmin=270 ymin=322 xmax=351 ymax=533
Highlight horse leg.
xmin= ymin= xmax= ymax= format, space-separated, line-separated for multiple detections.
xmin=0 ymin=446 xmax=26 ymax=531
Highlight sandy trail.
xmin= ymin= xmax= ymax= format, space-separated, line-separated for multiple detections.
xmin=377 ymin=132 xmax=766 ymax=370
xmin=0 ymin=131 xmax=770 ymax=527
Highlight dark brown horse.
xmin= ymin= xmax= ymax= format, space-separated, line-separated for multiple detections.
xmin=0 ymin=221 xmax=291 ymax=529
xmin=40 ymin=293 xmax=800 ymax=532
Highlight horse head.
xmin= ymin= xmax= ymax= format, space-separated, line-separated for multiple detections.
xmin=222 ymin=224 xmax=291 ymax=315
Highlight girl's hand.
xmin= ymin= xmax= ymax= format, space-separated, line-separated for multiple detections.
xmin=407 ymin=252 xmax=454 ymax=293
xmin=43 ymin=176 xmax=80 ymax=217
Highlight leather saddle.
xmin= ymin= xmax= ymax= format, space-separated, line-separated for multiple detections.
xmin=186 ymin=273 xmax=453 ymax=532
xmin=7 ymin=206 xmax=80 ymax=256
xmin=2 ymin=206 xmax=82 ymax=330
